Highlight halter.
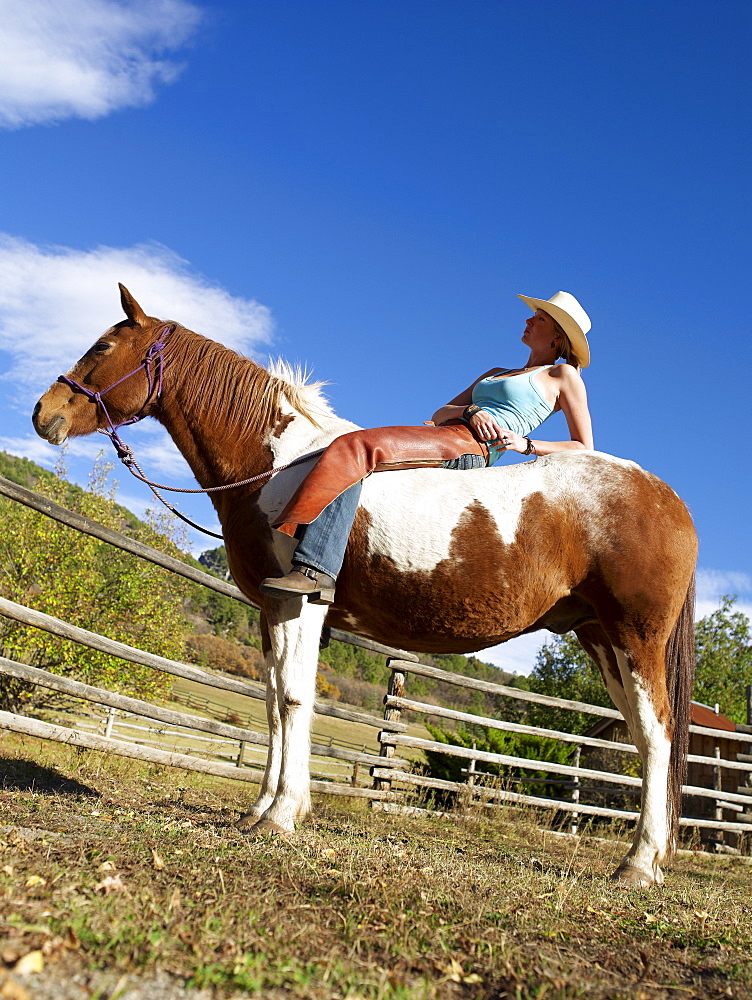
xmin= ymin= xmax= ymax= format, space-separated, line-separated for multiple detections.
xmin=57 ymin=325 xmax=322 ymax=539
xmin=57 ymin=326 xmax=173 ymax=465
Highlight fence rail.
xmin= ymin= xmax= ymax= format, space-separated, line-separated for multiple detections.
xmin=373 ymin=658 xmax=752 ymax=840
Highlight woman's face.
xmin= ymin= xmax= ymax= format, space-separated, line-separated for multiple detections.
xmin=522 ymin=309 xmax=557 ymax=348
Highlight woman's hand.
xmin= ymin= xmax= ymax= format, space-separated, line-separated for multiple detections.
xmin=467 ymin=411 xmax=526 ymax=452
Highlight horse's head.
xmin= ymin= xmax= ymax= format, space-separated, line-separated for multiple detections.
xmin=33 ymin=284 xmax=170 ymax=446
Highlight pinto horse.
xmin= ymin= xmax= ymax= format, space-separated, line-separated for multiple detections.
xmin=33 ymin=285 xmax=697 ymax=887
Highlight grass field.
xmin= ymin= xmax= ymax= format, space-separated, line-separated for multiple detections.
xmin=167 ymin=678 xmax=434 ymax=757
xmin=1 ymin=731 xmax=751 ymax=1000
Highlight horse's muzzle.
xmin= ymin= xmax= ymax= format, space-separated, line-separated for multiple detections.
xmin=32 ymin=401 xmax=68 ymax=445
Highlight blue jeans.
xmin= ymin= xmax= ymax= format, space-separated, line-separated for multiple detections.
xmin=293 ymin=454 xmax=485 ymax=579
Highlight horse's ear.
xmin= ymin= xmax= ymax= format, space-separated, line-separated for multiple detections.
xmin=119 ymin=283 xmax=148 ymax=327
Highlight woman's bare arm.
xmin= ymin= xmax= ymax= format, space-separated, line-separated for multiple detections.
xmin=507 ymin=366 xmax=593 ymax=455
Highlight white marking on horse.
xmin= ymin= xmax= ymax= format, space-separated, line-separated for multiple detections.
xmin=613 ymin=647 xmax=672 ymax=885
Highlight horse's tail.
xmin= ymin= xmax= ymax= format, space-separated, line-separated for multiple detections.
xmin=665 ymin=571 xmax=696 ymax=856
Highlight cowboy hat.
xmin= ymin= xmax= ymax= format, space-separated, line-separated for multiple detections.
xmin=517 ymin=291 xmax=591 ymax=368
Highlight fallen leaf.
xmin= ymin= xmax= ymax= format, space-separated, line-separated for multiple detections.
xmin=0 ymin=945 xmax=23 ymax=965
xmin=463 ymin=973 xmax=483 ymax=984
xmin=95 ymin=874 xmax=130 ymax=896
xmin=151 ymin=849 xmax=165 ymax=870
xmin=321 ymin=848 xmax=337 ymax=859
xmin=96 ymin=861 xmax=116 ymax=872
xmin=440 ymin=958 xmax=464 ymax=983
xmin=644 ymin=913 xmax=658 ymax=923
xmin=0 ymin=975 xmax=31 ymax=1000
xmin=24 ymin=875 xmax=46 ymax=888
xmin=693 ymin=909 xmax=711 ymax=921
xmin=13 ymin=951 xmax=44 ymax=976
xmin=1 ymin=865 xmax=13 ymax=877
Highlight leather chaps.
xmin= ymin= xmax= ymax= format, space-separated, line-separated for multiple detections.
xmin=274 ymin=421 xmax=488 ymax=537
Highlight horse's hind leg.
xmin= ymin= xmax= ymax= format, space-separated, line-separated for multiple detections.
xmin=248 ymin=597 xmax=326 ymax=835
xmin=235 ymin=613 xmax=283 ymax=830
xmin=576 ymin=625 xmax=673 ymax=887
xmin=609 ymin=643 xmax=674 ymax=887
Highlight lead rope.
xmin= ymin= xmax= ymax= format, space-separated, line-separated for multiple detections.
xmin=116 ymin=448 xmax=324 ymax=540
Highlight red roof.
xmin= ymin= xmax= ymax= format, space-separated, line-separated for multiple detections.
xmin=690 ymin=702 xmax=736 ymax=732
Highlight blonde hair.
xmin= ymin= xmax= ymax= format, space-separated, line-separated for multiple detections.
xmin=552 ymin=320 xmax=582 ymax=370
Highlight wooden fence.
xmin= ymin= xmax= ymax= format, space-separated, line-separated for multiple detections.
xmin=372 ymin=658 xmax=752 ymax=846
xmin=1 ymin=474 xmax=750 ymax=848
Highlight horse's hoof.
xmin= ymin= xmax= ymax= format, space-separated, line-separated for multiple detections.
xmin=234 ymin=812 xmax=262 ymax=831
xmin=610 ymin=863 xmax=655 ymax=888
xmin=242 ymin=819 xmax=292 ymax=839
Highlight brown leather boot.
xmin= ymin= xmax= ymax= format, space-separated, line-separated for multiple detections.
xmin=259 ymin=565 xmax=336 ymax=605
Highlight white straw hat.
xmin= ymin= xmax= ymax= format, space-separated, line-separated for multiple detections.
xmin=517 ymin=291 xmax=592 ymax=368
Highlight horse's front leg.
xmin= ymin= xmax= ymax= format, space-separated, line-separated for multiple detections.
xmin=235 ymin=614 xmax=283 ymax=830
xmin=249 ymin=597 xmax=327 ymax=835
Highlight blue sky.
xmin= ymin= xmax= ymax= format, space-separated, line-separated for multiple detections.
xmin=0 ymin=0 xmax=749 ymax=674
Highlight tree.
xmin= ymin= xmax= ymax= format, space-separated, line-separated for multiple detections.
xmin=694 ymin=595 xmax=752 ymax=725
xmin=524 ymin=633 xmax=612 ymax=735
xmin=185 ymin=633 xmax=261 ymax=679
xmin=198 ymin=545 xmax=231 ymax=580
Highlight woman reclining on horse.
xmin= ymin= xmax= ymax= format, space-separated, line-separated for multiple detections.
xmin=260 ymin=290 xmax=594 ymax=605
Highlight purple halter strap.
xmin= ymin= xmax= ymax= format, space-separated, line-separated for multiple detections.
xmin=57 ymin=326 xmax=173 ymax=464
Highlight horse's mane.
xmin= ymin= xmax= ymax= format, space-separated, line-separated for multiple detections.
xmin=163 ymin=325 xmax=334 ymax=441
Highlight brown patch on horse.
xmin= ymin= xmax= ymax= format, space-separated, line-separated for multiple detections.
xmin=572 ymin=468 xmax=696 ymax=710
xmin=575 ymin=623 xmax=623 ymax=690
xmin=218 ymin=494 xmax=289 ymax=602
xmin=272 ymin=413 xmax=295 ymax=438
xmin=329 ymin=493 xmax=586 ymax=653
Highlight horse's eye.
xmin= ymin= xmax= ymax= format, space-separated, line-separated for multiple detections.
xmin=91 ymin=342 xmax=112 ymax=354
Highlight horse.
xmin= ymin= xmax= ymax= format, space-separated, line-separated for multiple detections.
xmin=33 ymin=284 xmax=697 ymax=887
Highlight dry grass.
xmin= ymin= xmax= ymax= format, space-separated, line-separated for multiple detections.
xmin=1 ymin=732 xmax=751 ymax=1000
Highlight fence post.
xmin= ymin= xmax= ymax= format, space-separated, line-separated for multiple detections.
xmin=467 ymin=743 xmax=477 ymax=788
xmin=714 ymin=744 xmax=724 ymax=845
xmin=747 ymin=684 xmax=752 ymax=727
xmin=374 ymin=658 xmax=406 ymax=792
xmin=236 ymin=741 xmax=247 ymax=768
xmin=103 ymin=706 xmax=117 ymax=738
xmin=570 ymin=745 xmax=581 ymax=835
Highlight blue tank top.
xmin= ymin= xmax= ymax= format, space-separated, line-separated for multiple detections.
xmin=471 ymin=366 xmax=556 ymax=466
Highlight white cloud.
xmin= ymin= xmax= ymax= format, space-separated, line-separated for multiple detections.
xmin=695 ymin=569 xmax=752 ymax=623
xmin=696 ymin=568 xmax=751 ymax=604
xmin=0 ymin=234 xmax=274 ymax=400
xmin=0 ymin=0 xmax=202 ymax=128
xmin=0 ymin=435 xmax=55 ymax=466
